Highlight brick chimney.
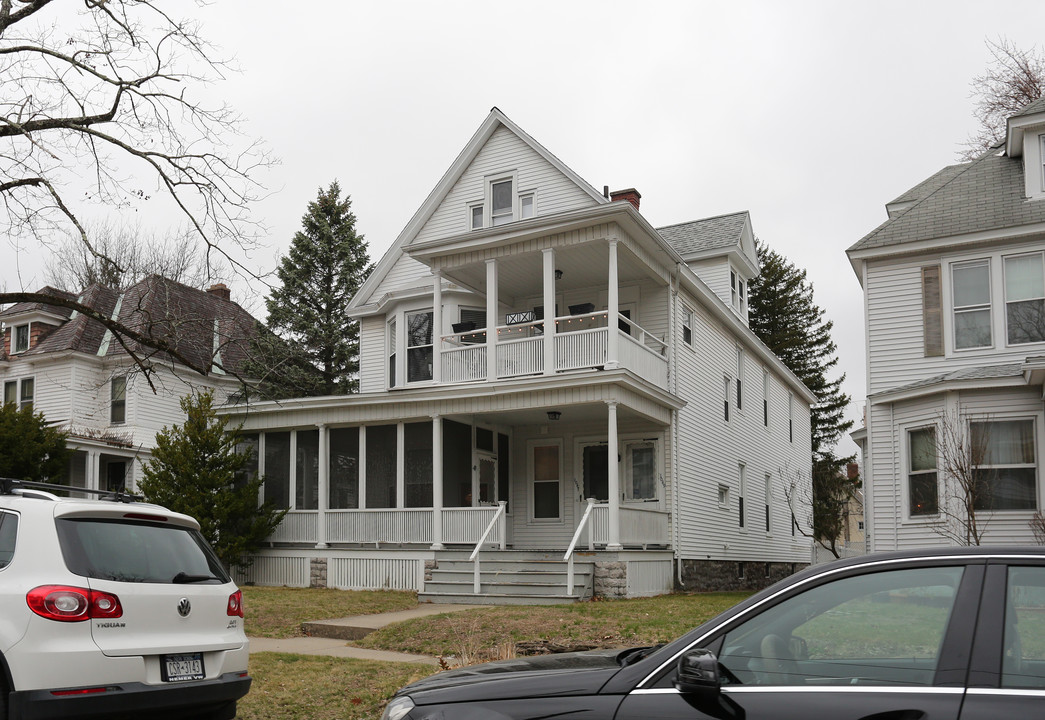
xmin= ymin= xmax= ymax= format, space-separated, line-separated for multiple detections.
xmin=207 ymin=283 xmax=231 ymax=302
xmin=610 ymin=188 xmax=641 ymax=211
xmin=846 ymin=462 xmax=860 ymax=481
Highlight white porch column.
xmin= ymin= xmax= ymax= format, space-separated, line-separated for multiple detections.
xmin=396 ymin=422 xmax=405 ymax=509
xmin=542 ymin=248 xmax=556 ymax=375
xmin=431 ymin=414 xmax=444 ymax=550
xmin=606 ymin=401 xmax=622 ymax=551
xmin=486 ymin=259 xmax=498 ymax=382
xmin=432 ymin=272 xmax=442 ymax=384
xmin=606 ymin=238 xmax=620 ymax=369
xmin=289 ymin=430 xmax=298 ymax=510
xmin=357 ymin=426 xmax=367 ymax=509
xmin=87 ymin=450 xmax=99 ymax=491
xmin=316 ymin=424 xmax=328 ymax=549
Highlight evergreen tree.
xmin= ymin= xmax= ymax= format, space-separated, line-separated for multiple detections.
xmin=748 ymin=240 xmax=857 ymax=552
xmin=262 ymin=181 xmax=373 ymax=396
xmin=138 ymin=391 xmax=285 ymax=571
xmin=0 ymin=403 xmax=68 ymax=482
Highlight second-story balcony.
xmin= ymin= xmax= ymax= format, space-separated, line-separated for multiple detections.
xmin=439 ymin=309 xmax=668 ymax=389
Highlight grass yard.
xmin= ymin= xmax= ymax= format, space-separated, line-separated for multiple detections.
xmin=238 ymin=654 xmax=436 ymax=720
xmin=357 ymin=592 xmax=749 ymax=663
xmin=242 ymin=587 xmax=418 ymax=638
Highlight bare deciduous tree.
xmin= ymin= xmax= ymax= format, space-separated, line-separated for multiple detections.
xmin=44 ymin=220 xmax=229 ymax=292
xmin=960 ymin=37 xmax=1045 ymax=160
xmin=781 ymin=461 xmax=859 ymax=560
xmin=1 ymin=0 xmax=270 ymax=377
xmin=926 ymin=410 xmax=993 ymax=546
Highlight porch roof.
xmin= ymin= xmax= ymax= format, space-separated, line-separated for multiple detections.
xmin=220 ymin=368 xmax=683 ymax=430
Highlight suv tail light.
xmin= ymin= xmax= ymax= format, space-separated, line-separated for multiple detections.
xmin=27 ymin=585 xmax=123 ymax=622
xmin=227 ymin=589 xmax=243 ymax=618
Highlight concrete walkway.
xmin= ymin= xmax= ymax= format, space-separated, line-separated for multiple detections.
xmin=248 ymin=603 xmax=483 ymax=665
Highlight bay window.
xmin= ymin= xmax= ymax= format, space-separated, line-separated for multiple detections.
xmin=908 ymin=426 xmax=938 ymax=516
xmin=971 ymin=419 xmax=1037 ymax=511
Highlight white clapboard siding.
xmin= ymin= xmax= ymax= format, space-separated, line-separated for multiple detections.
xmin=686 ymin=258 xmax=732 ymax=308
xmin=358 ymin=316 xmax=387 ymax=393
xmin=413 ymin=125 xmax=598 ymax=246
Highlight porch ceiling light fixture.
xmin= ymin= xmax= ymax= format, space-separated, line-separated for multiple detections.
xmin=547 ymin=411 xmax=562 ymax=421
xmin=555 ymin=269 xmax=563 ymax=280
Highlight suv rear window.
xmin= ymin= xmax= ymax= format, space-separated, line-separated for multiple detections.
xmin=0 ymin=512 xmax=17 ymax=568
xmin=56 ymin=518 xmax=229 ymax=584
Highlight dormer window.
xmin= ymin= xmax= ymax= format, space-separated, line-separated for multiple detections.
xmin=468 ymin=172 xmax=533 ymax=230
xmin=13 ymin=324 xmax=29 ymax=353
xmin=730 ymin=269 xmax=747 ymax=315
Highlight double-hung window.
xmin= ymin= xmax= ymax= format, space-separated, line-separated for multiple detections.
xmin=762 ymin=368 xmax=770 ymax=427
xmin=623 ymin=441 xmax=657 ymax=501
xmin=971 ymin=419 xmax=1037 ymax=510
xmin=18 ymin=378 xmax=33 ymax=411
xmin=1005 ymin=252 xmax=1045 ymax=345
xmin=110 ymin=376 xmax=127 ymax=424
xmin=952 ymin=259 xmax=992 ymax=349
xmin=736 ymin=347 xmax=744 ymax=411
xmin=908 ymin=426 xmax=938 ymax=516
xmin=682 ymin=307 xmax=693 ymax=346
xmin=490 ymin=179 xmax=514 ymax=226
xmin=13 ymin=324 xmax=29 ymax=353
xmin=406 ymin=311 xmax=434 ymax=383
xmin=387 ymin=318 xmax=397 ymax=388
xmin=2 ymin=381 xmax=15 ymax=406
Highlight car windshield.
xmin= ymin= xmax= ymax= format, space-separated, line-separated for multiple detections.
xmin=56 ymin=518 xmax=229 ymax=584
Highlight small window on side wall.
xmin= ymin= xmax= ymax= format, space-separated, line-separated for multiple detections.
xmin=470 ymin=204 xmax=483 ymax=230
xmin=110 ymin=376 xmax=127 ymax=424
xmin=520 ymin=193 xmax=535 ymax=219
xmin=491 ymin=179 xmax=513 ymax=226
xmin=682 ymin=308 xmax=693 ymax=346
xmin=19 ymin=378 xmax=33 ymax=411
xmin=908 ymin=426 xmax=938 ymax=516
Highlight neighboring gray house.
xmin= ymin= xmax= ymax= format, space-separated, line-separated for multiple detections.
xmin=223 ymin=109 xmax=815 ymax=602
xmin=848 ymin=98 xmax=1045 ymax=550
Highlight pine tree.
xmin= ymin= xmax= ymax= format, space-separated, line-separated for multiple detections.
xmin=262 ymin=181 xmax=373 ymax=396
xmin=748 ymin=240 xmax=857 ymax=553
xmin=0 ymin=403 xmax=68 ymax=482
xmin=138 ymin=391 xmax=285 ymax=571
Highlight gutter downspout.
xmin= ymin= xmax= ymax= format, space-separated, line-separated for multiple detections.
xmin=672 ymin=264 xmax=684 ymax=588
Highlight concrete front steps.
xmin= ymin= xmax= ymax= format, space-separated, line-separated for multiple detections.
xmin=418 ymin=550 xmax=594 ymax=605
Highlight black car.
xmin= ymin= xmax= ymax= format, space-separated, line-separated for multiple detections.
xmin=382 ymin=546 xmax=1045 ymax=719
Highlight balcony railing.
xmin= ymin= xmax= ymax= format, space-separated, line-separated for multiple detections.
xmin=438 ymin=311 xmax=667 ymax=389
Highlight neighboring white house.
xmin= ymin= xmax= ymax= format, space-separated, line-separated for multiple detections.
xmin=0 ymin=277 xmax=258 ymax=492
xmin=847 ymin=97 xmax=1045 ymax=551
xmin=223 ymin=108 xmax=815 ymax=602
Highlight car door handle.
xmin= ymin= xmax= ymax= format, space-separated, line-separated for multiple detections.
xmin=858 ymin=712 xmax=926 ymax=720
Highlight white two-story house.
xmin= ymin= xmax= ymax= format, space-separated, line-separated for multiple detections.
xmin=0 ymin=277 xmax=258 ymax=492
xmin=225 ymin=108 xmax=815 ymax=601
xmin=848 ymin=97 xmax=1045 ymax=550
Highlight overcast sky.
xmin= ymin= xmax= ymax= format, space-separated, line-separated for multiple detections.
xmin=5 ymin=0 xmax=1045 ymax=457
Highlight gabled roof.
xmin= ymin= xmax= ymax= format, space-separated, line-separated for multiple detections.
xmin=5 ymin=277 xmax=259 ymax=376
xmin=657 ymin=211 xmax=749 ymax=255
xmin=1013 ymin=96 xmax=1045 ymax=118
xmin=847 ymin=147 xmax=1045 ymax=254
xmin=349 ymin=107 xmax=608 ymax=310
xmin=885 ymin=163 xmax=968 ymax=209
xmin=0 ymin=286 xmax=76 ymax=320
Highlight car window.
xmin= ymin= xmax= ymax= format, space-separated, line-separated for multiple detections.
xmin=55 ymin=518 xmax=229 ymax=584
xmin=1003 ymin=566 xmax=1045 ymax=689
xmin=719 ymin=566 xmax=964 ymax=687
xmin=0 ymin=512 xmax=17 ymax=568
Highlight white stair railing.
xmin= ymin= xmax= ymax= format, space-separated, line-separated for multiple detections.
xmin=468 ymin=501 xmax=507 ymax=594
xmin=563 ymin=498 xmax=597 ymax=596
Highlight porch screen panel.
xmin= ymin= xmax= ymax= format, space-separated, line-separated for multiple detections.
xmin=443 ymin=420 xmax=472 ymax=507
xmin=296 ymin=429 xmax=319 ymax=510
xmin=583 ymin=445 xmax=609 ymax=501
xmin=264 ymin=432 xmax=291 ymax=509
xmin=498 ymin=433 xmax=510 ymax=512
xmin=329 ymin=427 xmax=359 ymax=509
xmin=365 ymin=424 xmax=397 ymax=508
xmin=235 ymin=434 xmax=259 ymax=489
xmin=405 ymin=421 xmax=433 ymax=507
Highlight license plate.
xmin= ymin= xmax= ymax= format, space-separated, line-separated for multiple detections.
xmin=162 ymin=653 xmax=205 ymax=682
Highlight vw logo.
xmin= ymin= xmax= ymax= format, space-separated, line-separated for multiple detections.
xmin=177 ymin=598 xmax=191 ymax=617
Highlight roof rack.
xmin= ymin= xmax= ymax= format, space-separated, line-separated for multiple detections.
xmin=0 ymin=478 xmax=143 ymax=504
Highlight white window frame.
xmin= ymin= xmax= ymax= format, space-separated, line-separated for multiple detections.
xmin=110 ymin=376 xmax=127 ymax=425
xmin=788 ymin=392 xmax=794 ymax=443
xmin=970 ymin=417 xmax=1039 ymax=512
xmin=736 ymin=346 xmax=745 ymax=412
xmin=762 ymin=367 xmax=770 ymax=429
xmin=738 ymin=463 xmax=746 ymax=530
xmin=3 ymin=380 xmax=16 ymax=406
xmin=468 ymin=201 xmax=484 ymax=231
xmin=950 ymin=258 xmax=993 ymax=351
xmin=905 ymin=424 xmax=939 ymax=519
xmin=681 ymin=306 xmax=693 ymax=347
xmin=12 ymin=323 xmax=29 ymax=354
xmin=723 ymin=375 xmax=731 ymax=423
xmin=486 ymin=171 xmax=519 ymax=228
xmin=18 ymin=376 xmax=34 ymax=411
xmin=1040 ymin=134 xmax=1045 ymax=192
xmin=717 ymin=483 xmax=730 ymax=508
xmin=1003 ymin=251 xmax=1045 ymax=346
xmin=405 ymin=309 xmax=435 ymax=384
xmin=764 ymin=473 xmax=772 ymax=535
xmin=623 ymin=439 xmax=660 ymax=503
xmin=519 ymin=192 xmax=535 ymax=220
xmin=387 ymin=317 xmax=397 ymax=389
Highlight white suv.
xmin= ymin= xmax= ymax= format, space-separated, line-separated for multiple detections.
xmin=0 ymin=479 xmax=250 ymax=720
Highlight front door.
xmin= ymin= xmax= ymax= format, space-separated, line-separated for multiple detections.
xmin=576 ymin=441 xmax=609 ymax=525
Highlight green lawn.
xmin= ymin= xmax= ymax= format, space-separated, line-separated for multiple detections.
xmin=242 ymin=587 xmax=418 ymax=639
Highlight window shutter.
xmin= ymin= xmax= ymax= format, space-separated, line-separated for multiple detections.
xmin=922 ymin=265 xmax=943 ymax=357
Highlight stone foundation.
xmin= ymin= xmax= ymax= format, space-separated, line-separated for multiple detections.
xmin=309 ymin=557 xmax=328 ymax=588
xmin=424 ymin=559 xmax=438 ymax=582
xmin=675 ymin=560 xmax=808 ymax=593
xmin=594 ymin=561 xmax=628 ymax=598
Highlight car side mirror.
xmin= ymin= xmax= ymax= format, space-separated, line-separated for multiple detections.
xmin=675 ymin=648 xmax=720 ymax=696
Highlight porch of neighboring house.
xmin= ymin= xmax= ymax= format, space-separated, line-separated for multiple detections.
xmin=236 ymin=393 xmax=679 ymax=603
xmin=63 ymin=437 xmax=141 ymax=495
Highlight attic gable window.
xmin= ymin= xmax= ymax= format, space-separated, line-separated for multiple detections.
xmin=490 ymin=179 xmax=513 ymax=226
xmin=470 ymin=173 xmax=530 ymax=230
xmin=13 ymin=324 xmax=29 ymax=353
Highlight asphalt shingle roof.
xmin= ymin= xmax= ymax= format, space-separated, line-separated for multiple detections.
xmin=871 ymin=362 xmax=1024 ymax=398
xmin=848 ymin=147 xmax=1045 ymax=253
xmin=3 ymin=277 xmax=258 ymax=375
xmin=657 ymin=211 xmax=748 ymax=256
